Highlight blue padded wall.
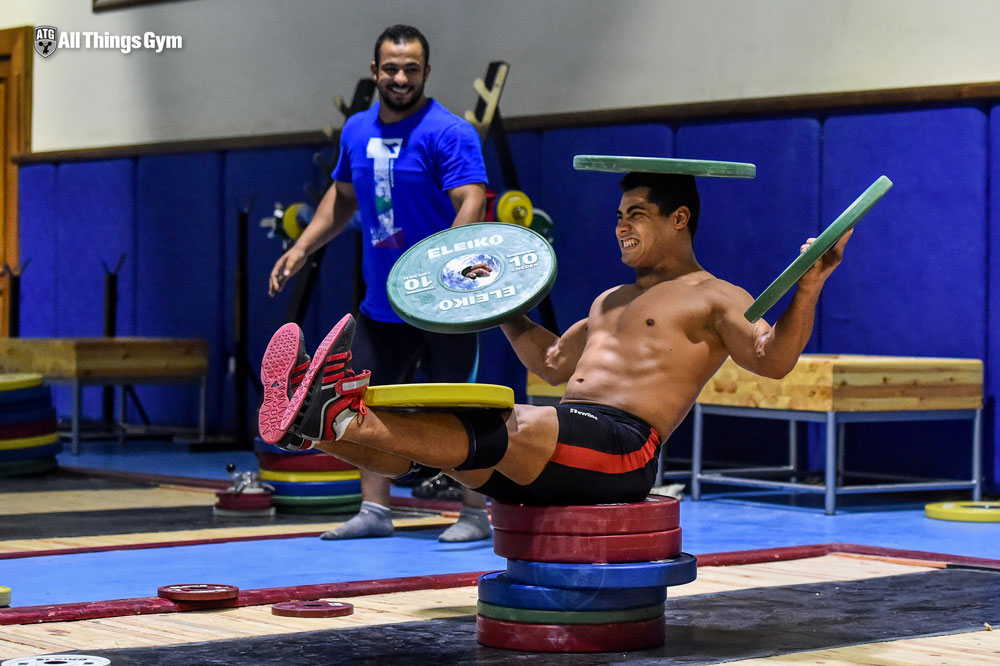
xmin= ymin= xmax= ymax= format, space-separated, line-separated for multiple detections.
xmin=822 ymin=107 xmax=989 ymax=481
xmin=821 ymin=107 xmax=988 ymax=357
xmin=540 ymin=124 xmax=674 ymax=331
xmin=222 ymin=146 xmax=328 ymax=432
xmin=18 ymin=164 xmax=58 ymax=337
xmin=55 ymin=160 xmax=136 ymax=337
xmin=989 ymin=104 xmax=1000 ymax=489
xmin=677 ymin=117 xmax=822 ymax=339
xmin=133 ymin=153 xmax=225 ymax=428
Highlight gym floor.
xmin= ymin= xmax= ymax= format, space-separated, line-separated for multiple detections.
xmin=0 ymin=440 xmax=998 ymax=664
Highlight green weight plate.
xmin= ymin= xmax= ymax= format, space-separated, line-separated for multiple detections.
xmin=529 ymin=208 xmax=555 ymax=243
xmin=276 ymin=502 xmax=362 ymax=515
xmin=744 ymin=175 xmax=892 ymax=323
xmin=477 ymin=600 xmax=665 ymax=625
xmin=387 ymin=223 xmax=557 ymax=333
xmin=270 ymin=492 xmax=363 ymax=506
xmin=573 ymin=155 xmax=756 ymax=178
xmin=0 ymin=456 xmax=57 ymax=477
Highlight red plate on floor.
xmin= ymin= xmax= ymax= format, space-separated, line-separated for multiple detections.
xmin=257 ymin=451 xmax=357 ymax=472
xmin=477 ymin=615 xmax=665 ymax=652
xmin=271 ymin=600 xmax=355 ymax=618
xmin=493 ymin=527 xmax=681 ymax=563
xmin=215 ymin=490 xmax=274 ymax=510
xmin=491 ymin=496 xmax=679 ymax=535
xmin=157 ymin=584 xmax=239 ymax=601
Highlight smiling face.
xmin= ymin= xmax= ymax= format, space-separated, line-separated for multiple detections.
xmin=372 ymin=39 xmax=428 ymax=114
xmin=616 ymin=187 xmax=686 ymax=268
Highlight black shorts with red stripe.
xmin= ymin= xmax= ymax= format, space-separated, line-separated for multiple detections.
xmin=473 ymin=403 xmax=661 ymax=506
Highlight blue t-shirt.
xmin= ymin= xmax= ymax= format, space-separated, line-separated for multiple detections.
xmin=332 ymin=99 xmax=487 ymax=322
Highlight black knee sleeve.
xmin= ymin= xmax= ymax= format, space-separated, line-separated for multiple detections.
xmin=454 ymin=410 xmax=509 ymax=471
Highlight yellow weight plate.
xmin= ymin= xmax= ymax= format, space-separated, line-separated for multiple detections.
xmin=0 ymin=585 xmax=10 ymax=607
xmin=282 ymin=203 xmax=307 ymax=241
xmin=366 ymin=383 xmax=514 ymax=410
xmin=0 ymin=432 xmax=60 ymax=451
xmin=0 ymin=373 xmax=44 ymax=391
xmin=925 ymin=501 xmax=1000 ymax=523
xmin=258 ymin=468 xmax=361 ymax=483
xmin=495 ymin=190 xmax=534 ymax=227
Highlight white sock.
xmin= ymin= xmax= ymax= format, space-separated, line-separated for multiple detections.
xmin=319 ymin=500 xmax=393 ymax=540
xmin=438 ymin=507 xmax=492 ymax=543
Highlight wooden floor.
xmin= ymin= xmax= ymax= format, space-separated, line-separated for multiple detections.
xmin=3 ymin=553 xmax=996 ymax=663
xmin=0 ymin=485 xmax=453 ymax=554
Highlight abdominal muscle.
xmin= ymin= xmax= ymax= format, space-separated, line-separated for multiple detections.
xmin=560 ymin=325 xmax=728 ymax=440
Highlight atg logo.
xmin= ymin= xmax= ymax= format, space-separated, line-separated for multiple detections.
xmin=34 ymin=26 xmax=58 ymax=58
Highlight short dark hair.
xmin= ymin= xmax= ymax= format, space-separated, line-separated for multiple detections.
xmin=619 ymin=172 xmax=701 ymax=238
xmin=374 ymin=25 xmax=430 ymax=67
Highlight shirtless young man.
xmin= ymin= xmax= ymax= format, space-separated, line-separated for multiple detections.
xmin=258 ymin=171 xmax=850 ymax=505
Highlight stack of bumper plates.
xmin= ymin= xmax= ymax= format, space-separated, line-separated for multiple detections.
xmin=478 ymin=496 xmax=697 ymax=653
xmin=0 ymin=374 xmax=61 ymax=478
xmin=254 ymin=437 xmax=361 ymax=515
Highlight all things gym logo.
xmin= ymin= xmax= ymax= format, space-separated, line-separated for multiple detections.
xmin=34 ymin=25 xmax=183 ymax=58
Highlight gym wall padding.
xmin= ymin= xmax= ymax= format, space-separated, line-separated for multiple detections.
xmin=820 ymin=108 xmax=989 ymax=482
xmin=132 ymin=153 xmax=225 ymax=428
xmin=989 ymin=104 xmax=1000 ymax=489
xmin=18 ymin=164 xmax=58 ymax=337
xmin=540 ymin=124 xmax=674 ymax=330
xmin=55 ymin=160 xmax=136 ymax=339
xmin=820 ymin=107 xmax=988 ymax=358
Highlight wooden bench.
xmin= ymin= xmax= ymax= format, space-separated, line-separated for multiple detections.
xmin=527 ymin=354 xmax=984 ymax=514
xmin=0 ymin=337 xmax=209 ymax=454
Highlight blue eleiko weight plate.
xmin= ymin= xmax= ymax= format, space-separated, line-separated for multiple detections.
xmin=478 ymin=571 xmax=666 ymax=611
xmin=506 ymin=552 xmax=698 ymax=589
xmin=267 ymin=479 xmax=361 ymax=497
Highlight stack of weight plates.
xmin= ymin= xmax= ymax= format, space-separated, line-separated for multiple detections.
xmin=478 ymin=496 xmax=697 ymax=653
xmin=0 ymin=374 xmax=61 ymax=478
xmin=254 ymin=437 xmax=361 ymax=515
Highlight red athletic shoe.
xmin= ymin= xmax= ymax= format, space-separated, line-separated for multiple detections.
xmin=279 ymin=314 xmax=371 ymax=442
xmin=258 ymin=322 xmax=312 ymax=450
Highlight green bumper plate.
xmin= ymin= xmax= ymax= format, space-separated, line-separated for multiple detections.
xmin=387 ymin=223 xmax=557 ymax=334
xmin=744 ymin=175 xmax=893 ymax=323
xmin=573 ymin=155 xmax=756 ymax=178
xmin=477 ymin=600 xmax=665 ymax=625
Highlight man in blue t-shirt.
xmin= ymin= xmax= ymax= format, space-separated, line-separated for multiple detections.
xmin=267 ymin=25 xmax=491 ymax=542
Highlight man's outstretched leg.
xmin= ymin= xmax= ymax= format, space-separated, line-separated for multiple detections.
xmin=260 ymin=314 xmax=558 ymax=502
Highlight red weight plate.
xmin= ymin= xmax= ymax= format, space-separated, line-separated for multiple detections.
xmin=215 ymin=491 xmax=274 ymax=510
xmin=271 ymin=600 xmax=355 ymax=618
xmin=157 ymin=584 xmax=240 ymax=601
xmin=476 ymin=615 xmax=664 ymax=653
xmin=491 ymin=496 xmax=679 ymax=535
xmin=493 ymin=527 xmax=681 ymax=563
xmin=257 ymin=452 xmax=357 ymax=472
